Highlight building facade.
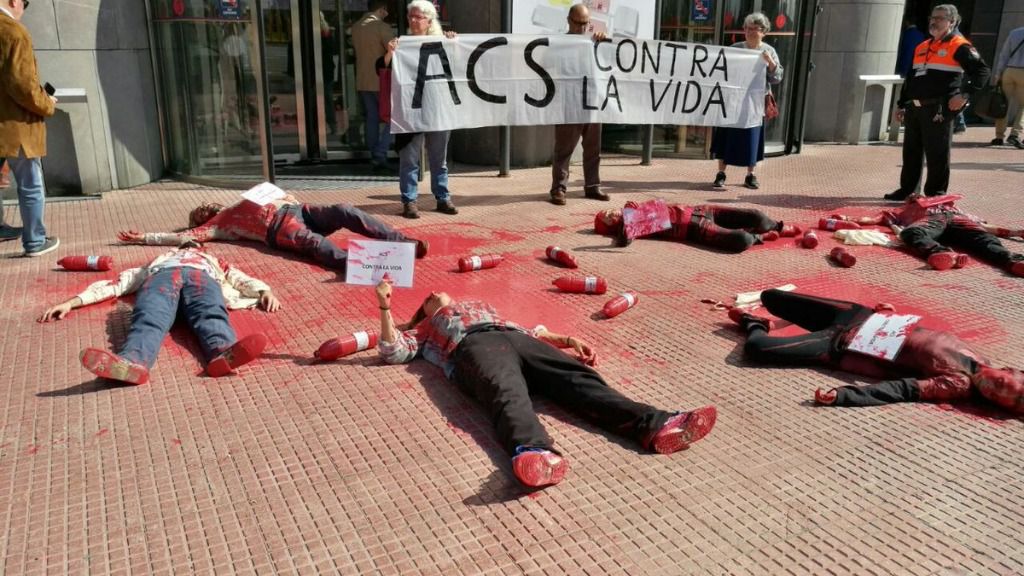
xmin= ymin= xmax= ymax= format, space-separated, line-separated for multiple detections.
xmin=20 ymin=0 xmax=1024 ymax=194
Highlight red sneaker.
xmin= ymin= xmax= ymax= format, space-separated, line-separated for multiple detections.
xmin=728 ymin=308 xmax=775 ymax=331
xmin=761 ymin=231 xmax=780 ymax=242
xmin=927 ymin=252 xmax=956 ymax=271
xmin=512 ymin=449 xmax=568 ymax=488
xmin=80 ymin=348 xmax=149 ymax=385
xmin=779 ymin=224 xmax=801 ymax=238
xmin=814 ymin=388 xmax=838 ymax=405
xmin=1010 ymin=261 xmax=1024 ymax=277
xmin=206 ymin=334 xmax=268 ymax=377
xmin=645 ymin=406 xmax=717 ymax=455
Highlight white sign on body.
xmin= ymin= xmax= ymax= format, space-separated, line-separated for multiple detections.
xmin=847 ymin=313 xmax=922 ymax=361
xmin=390 ymin=34 xmax=767 ymax=134
xmin=345 ymin=240 xmax=417 ymax=287
xmin=241 ymin=182 xmax=287 ymax=206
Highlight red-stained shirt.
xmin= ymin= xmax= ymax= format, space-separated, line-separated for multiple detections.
xmin=143 ymin=196 xmax=299 ymax=245
xmin=882 ymin=202 xmax=983 ymax=228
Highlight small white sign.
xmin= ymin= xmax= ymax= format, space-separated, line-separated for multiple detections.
xmin=847 ymin=313 xmax=922 ymax=361
xmin=345 ymin=240 xmax=416 ymax=287
xmin=241 ymin=182 xmax=286 ymax=206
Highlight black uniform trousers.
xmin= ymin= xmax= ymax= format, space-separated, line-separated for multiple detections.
xmin=742 ymin=290 xmax=922 ymax=407
xmin=452 ymin=330 xmax=670 ymax=455
xmin=899 ymin=103 xmax=955 ymax=197
xmin=900 ymin=213 xmax=1024 ymax=268
xmin=687 ymin=206 xmax=779 ymax=253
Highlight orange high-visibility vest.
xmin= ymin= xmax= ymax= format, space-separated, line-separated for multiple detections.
xmin=911 ymin=34 xmax=970 ymax=74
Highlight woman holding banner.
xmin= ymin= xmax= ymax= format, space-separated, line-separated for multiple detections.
xmin=710 ymin=12 xmax=783 ymax=191
xmin=388 ymin=0 xmax=459 ymax=219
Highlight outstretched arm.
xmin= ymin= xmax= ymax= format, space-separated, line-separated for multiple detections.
xmin=982 ymin=224 xmax=1024 ymax=239
xmin=375 ymin=279 xmax=419 ymax=364
xmin=38 ymin=296 xmax=86 ymax=323
xmin=831 ymin=212 xmax=885 ymax=226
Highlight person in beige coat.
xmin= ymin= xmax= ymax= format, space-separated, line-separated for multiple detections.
xmin=0 ymin=0 xmax=59 ymax=255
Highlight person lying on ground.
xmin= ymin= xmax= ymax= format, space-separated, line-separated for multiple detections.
xmin=831 ymin=194 xmax=1024 ymax=275
xmin=373 ymin=279 xmax=717 ymax=488
xmin=39 ymin=242 xmax=280 ymax=385
xmin=594 ymin=201 xmax=800 ymax=252
xmin=117 ymin=195 xmax=428 ymax=272
xmin=729 ymin=289 xmax=1023 ymax=415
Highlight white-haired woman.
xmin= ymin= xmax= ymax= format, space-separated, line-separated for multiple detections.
xmin=710 ymin=12 xmax=783 ymax=190
xmin=384 ymin=0 xmax=458 ymax=219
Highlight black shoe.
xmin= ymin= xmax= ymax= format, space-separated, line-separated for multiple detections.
xmin=953 ymin=124 xmax=966 ymax=134
xmin=744 ymin=174 xmax=759 ymax=190
xmin=584 ymin=187 xmax=610 ymax=201
xmin=614 ymin=227 xmax=632 ymax=247
xmin=883 ymin=189 xmax=909 ymax=202
xmin=436 ymin=200 xmax=459 ymax=215
xmin=712 ymin=171 xmax=726 ymax=189
xmin=402 ymin=202 xmax=420 ymax=219
xmin=924 ymin=190 xmax=946 ymax=197
xmin=1008 ymin=135 xmax=1024 ymax=149
xmin=549 ymin=188 xmax=566 ymax=206
xmin=372 ymin=163 xmax=392 ymax=175
xmin=24 ymin=236 xmax=60 ymax=257
xmin=990 ymin=137 xmax=1005 ymax=146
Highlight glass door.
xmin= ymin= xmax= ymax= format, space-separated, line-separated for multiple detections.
xmin=261 ymin=0 xmax=304 ymax=160
xmin=720 ymin=0 xmax=803 ymax=153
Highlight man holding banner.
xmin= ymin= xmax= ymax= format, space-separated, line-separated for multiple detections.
xmin=550 ymin=4 xmax=610 ymax=206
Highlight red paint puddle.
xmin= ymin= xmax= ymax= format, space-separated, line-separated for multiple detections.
xmin=406 ymin=223 xmax=526 ymax=259
xmin=917 ymin=402 xmax=1020 ymax=426
xmin=171 ymin=438 xmax=182 ymax=446
xmin=542 ymin=225 xmax=565 ymax=233
xmin=96 ymin=428 xmax=109 ymax=437
xmin=920 ymin=283 xmax=972 ymax=292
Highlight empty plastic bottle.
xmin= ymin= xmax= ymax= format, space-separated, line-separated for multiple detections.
xmin=801 ymin=230 xmax=819 ymax=249
xmin=458 ymin=254 xmax=503 ymax=272
xmin=314 ymin=330 xmax=379 ymax=361
xmin=603 ymin=291 xmax=639 ymax=318
xmin=829 ymin=247 xmax=857 ymax=268
xmin=552 ymin=276 xmax=608 ymax=294
xmin=545 ymin=246 xmax=578 ymax=268
xmin=57 ymin=255 xmax=113 ymax=271
xmin=818 ymin=218 xmax=861 ymax=231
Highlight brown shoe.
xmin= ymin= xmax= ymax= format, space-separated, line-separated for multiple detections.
xmin=584 ymin=186 xmax=610 ymax=201
xmin=436 ymin=200 xmax=459 ymax=215
xmin=549 ymin=188 xmax=566 ymax=205
xmin=402 ymin=202 xmax=420 ymax=219
xmin=414 ymin=239 xmax=429 ymax=259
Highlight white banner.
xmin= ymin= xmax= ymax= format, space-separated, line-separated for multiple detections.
xmin=390 ymin=34 xmax=767 ymax=134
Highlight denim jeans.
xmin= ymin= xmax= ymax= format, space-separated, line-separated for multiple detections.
xmin=120 ymin=267 xmax=236 ymax=368
xmin=268 ymin=203 xmax=411 ymax=272
xmin=398 ymin=131 xmax=451 ymax=205
xmin=5 ymin=151 xmax=47 ymax=252
xmin=359 ymin=90 xmax=392 ymax=165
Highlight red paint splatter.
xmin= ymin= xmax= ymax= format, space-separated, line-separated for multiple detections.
xmin=25 ymin=444 xmax=39 ymax=455
xmin=918 ymin=402 xmax=1020 ymax=426
xmin=445 ymin=421 xmax=468 ymax=437
xmin=527 ymin=491 xmax=543 ymax=500
xmin=96 ymin=428 xmax=109 ymax=437
xmin=542 ymin=225 xmax=565 ymax=233
xmin=171 ymin=438 xmax=182 ymax=446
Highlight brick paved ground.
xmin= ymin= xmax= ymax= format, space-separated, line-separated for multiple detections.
xmin=1 ymin=129 xmax=1023 ymax=575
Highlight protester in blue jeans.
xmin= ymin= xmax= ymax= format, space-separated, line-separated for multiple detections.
xmin=383 ymin=1 xmax=459 ymax=219
xmin=38 ymin=243 xmax=280 ymax=385
xmin=1 ymin=0 xmax=60 ymax=256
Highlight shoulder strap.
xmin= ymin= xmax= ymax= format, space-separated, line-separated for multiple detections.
xmin=1010 ymin=36 xmax=1024 ymax=60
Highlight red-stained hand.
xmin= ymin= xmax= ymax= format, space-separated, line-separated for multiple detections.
xmin=260 ymin=291 xmax=281 ymax=313
xmin=117 ymin=230 xmax=145 ymax=244
xmin=569 ymin=337 xmax=599 ymax=367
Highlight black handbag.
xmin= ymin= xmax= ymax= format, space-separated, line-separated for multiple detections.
xmin=973 ymin=85 xmax=1008 ymax=120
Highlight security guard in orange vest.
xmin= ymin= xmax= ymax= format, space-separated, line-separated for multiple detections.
xmin=885 ymin=4 xmax=989 ymax=201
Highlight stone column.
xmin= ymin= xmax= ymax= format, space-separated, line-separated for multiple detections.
xmin=804 ymin=0 xmax=905 ymax=142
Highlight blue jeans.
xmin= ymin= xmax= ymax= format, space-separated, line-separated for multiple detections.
xmin=268 ymin=203 xmax=411 ymax=272
xmin=399 ymin=131 xmax=451 ymax=205
xmin=120 ymin=267 xmax=236 ymax=368
xmin=359 ymin=90 xmax=392 ymax=165
xmin=5 ymin=151 xmax=47 ymax=251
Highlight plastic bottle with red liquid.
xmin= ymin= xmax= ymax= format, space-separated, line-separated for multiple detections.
xmin=603 ymin=291 xmax=639 ymax=318
xmin=314 ymin=330 xmax=379 ymax=361
xmin=57 ymin=255 xmax=113 ymax=271
xmin=829 ymin=247 xmax=857 ymax=268
xmin=801 ymin=230 xmax=819 ymax=249
xmin=458 ymin=254 xmax=503 ymax=272
xmin=552 ymin=275 xmax=608 ymax=294
xmin=545 ymin=245 xmax=578 ymax=268
xmin=818 ymin=218 xmax=861 ymax=231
